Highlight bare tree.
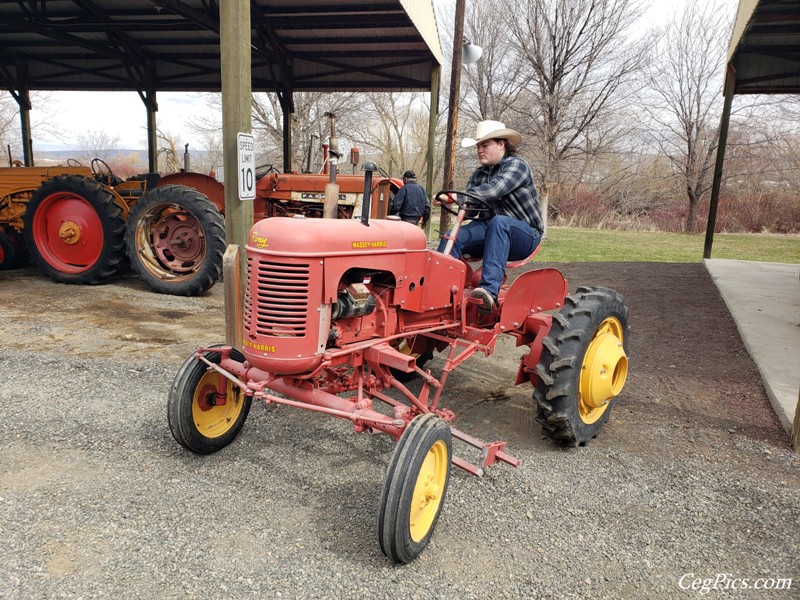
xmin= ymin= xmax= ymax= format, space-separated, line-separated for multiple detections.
xmin=503 ymin=0 xmax=651 ymax=232
xmin=156 ymin=128 xmax=181 ymax=173
xmin=460 ymin=2 xmax=533 ymax=126
xmin=347 ymin=92 xmax=432 ymax=177
xmin=642 ymin=0 xmax=732 ymax=232
xmin=0 ymin=93 xmax=20 ymax=162
xmin=251 ymin=91 xmax=369 ymax=172
xmin=75 ymin=128 xmax=121 ymax=164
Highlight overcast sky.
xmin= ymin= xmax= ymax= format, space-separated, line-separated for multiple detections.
xmin=32 ymin=0 xmax=741 ymax=152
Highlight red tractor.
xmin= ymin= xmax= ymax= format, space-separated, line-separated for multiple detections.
xmin=167 ymin=165 xmax=630 ymax=563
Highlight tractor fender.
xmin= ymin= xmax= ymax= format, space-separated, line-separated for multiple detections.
xmin=157 ymin=172 xmax=225 ymax=214
xmin=498 ymin=268 xmax=569 ymax=332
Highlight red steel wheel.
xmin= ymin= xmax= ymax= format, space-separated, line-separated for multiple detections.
xmin=22 ymin=175 xmax=125 ymax=284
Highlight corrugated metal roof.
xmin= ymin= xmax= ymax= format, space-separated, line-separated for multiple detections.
xmin=726 ymin=0 xmax=800 ymax=94
xmin=0 ymin=0 xmax=443 ymax=94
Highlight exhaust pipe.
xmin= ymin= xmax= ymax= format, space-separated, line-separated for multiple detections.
xmin=361 ymin=161 xmax=377 ymax=226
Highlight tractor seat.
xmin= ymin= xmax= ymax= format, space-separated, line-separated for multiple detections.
xmin=463 ymin=243 xmax=541 ymax=267
xmin=464 ymin=244 xmax=541 ymax=289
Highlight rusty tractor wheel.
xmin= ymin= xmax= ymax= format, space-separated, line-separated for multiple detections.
xmin=378 ymin=414 xmax=452 ymax=564
xmin=125 ymin=184 xmax=225 ymax=296
xmin=534 ymin=286 xmax=629 ymax=446
xmin=0 ymin=227 xmax=26 ymax=270
xmin=168 ymin=346 xmax=252 ymax=455
xmin=22 ymin=175 xmax=126 ymax=284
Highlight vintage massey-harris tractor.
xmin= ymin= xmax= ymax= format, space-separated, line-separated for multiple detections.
xmin=167 ymin=165 xmax=630 ymax=563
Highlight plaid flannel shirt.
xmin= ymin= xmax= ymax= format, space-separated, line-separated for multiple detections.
xmin=466 ymin=155 xmax=543 ymax=234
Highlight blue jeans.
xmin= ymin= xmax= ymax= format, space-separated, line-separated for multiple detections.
xmin=437 ymin=216 xmax=541 ymax=299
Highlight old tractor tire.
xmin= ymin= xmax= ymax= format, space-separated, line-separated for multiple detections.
xmin=168 ymin=346 xmax=252 ymax=455
xmin=125 ymin=184 xmax=225 ymax=296
xmin=533 ymin=286 xmax=629 ymax=446
xmin=0 ymin=228 xmax=26 ymax=270
xmin=22 ymin=175 xmax=126 ymax=284
xmin=378 ymin=414 xmax=452 ymax=564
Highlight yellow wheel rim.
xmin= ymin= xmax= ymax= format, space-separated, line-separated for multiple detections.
xmin=191 ymin=370 xmax=244 ymax=438
xmin=578 ymin=317 xmax=628 ymax=425
xmin=409 ymin=439 xmax=448 ymax=543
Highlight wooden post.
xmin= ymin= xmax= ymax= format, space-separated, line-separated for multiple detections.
xmin=440 ymin=0 xmax=466 ymax=236
xmin=223 ymin=244 xmax=243 ymax=349
xmin=703 ymin=65 xmax=735 ymax=259
xmin=424 ymin=65 xmax=441 ymax=241
xmin=220 ymin=0 xmax=254 ymax=285
xmin=792 ymin=388 xmax=800 ymax=452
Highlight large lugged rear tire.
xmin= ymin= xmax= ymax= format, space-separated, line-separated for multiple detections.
xmin=125 ymin=185 xmax=225 ymax=296
xmin=168 ymin=347 xmax=252 ymax=455
xmin=378 ymin=414 xmax=452 ymax=564
xmin=534 ymin=286 xmax=629 ymax=446
xmin=23 ymin=175 xmax=126 ymax=284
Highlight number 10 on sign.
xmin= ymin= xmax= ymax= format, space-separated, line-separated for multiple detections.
xmin=237 ymin=132 xmax=256 ymax=200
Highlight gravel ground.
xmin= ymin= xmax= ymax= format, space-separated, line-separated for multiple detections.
xmin=0 ymin=264 xmax=798 ymax=599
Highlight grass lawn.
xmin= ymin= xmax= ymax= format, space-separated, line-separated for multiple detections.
xmin=536 ymin=227 xmax=800 ymax=264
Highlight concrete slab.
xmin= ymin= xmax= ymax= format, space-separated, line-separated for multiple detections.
xmin=705 ymin=258 xmax=800 ymax=434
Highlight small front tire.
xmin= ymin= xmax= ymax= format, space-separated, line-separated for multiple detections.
xmin=168 ymin=347 xmax=252 ymax=454
xmin=378 ymin=414 xmax=452 ymax=564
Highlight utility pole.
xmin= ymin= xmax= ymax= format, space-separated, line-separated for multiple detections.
xmin=440 ymin=0 xmax=466 ymax=235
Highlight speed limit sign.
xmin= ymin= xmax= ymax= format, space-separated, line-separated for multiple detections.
xmin=237 ymin=132 xmax=256 ymax=200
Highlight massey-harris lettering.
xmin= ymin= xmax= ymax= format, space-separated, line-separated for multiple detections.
xmin=352 ymin=240 xmax=388 ymax=249
xmin=243 ymin=340 xmax=276 ymax=353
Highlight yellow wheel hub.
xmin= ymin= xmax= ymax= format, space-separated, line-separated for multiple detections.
xmin=409 ymin=439 xmax=448 ymax=542
xmin=191 ymin=371 xmax=244 ymax=438
xmin=59 ymin=221 xmax=81 ymax=245
xmin=579 ymin=317 xmax=628 ymax=424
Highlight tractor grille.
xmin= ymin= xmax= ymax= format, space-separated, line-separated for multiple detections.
xmin=246 ymin=258 xmax=310 ymax=337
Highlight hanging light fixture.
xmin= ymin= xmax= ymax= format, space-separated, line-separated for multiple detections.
xmin=462 ymin=37 xmax=483 ymax=65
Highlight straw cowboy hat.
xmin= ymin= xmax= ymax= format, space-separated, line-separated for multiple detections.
xmin=461 ymin=120 xmax=522 ymax=148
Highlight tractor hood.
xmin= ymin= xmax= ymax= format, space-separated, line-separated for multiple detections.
xmin=247 ymin=216 xmax=427 ymax=257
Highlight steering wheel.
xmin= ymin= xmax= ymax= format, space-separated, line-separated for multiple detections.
xmin=434 ymin=189 xmax=493 ymax=218
xmin=255 ymin=164 xmax=279 ymax=180
xmin=91 ymin=157 xmax=117 ymax=185
xmin=66 ymin=158 xmax=83 ymax=167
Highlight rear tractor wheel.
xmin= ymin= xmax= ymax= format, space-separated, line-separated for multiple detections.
xmin=125 ymin=184 xmax=225 ymax=296
xmin=22 ymin=175 xmax=126 ymax=284
xmin=168 ymin=346 xmax=252 ymax=455
xmin=534 ymin=286 xmax=629 ymax=446
xmin=378 ymin=414 xmax=452 ymax=564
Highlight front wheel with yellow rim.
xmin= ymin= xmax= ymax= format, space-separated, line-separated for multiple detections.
xmin=534 ymin=286 xmax=630 ymax=446
xmin=168 ymin=346 xmax=252 ymax=454
xmin=378 ymin=414 xmax=452 ymax=564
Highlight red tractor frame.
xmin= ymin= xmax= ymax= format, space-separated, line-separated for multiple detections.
xmin=168 ymin=165 xmax=630 ymax=564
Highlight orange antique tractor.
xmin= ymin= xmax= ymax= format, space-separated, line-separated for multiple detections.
xmin=170 ymin=164 xmax=630 ymax=563
xmin=0 ymin=158 xmax=226 ymax=295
